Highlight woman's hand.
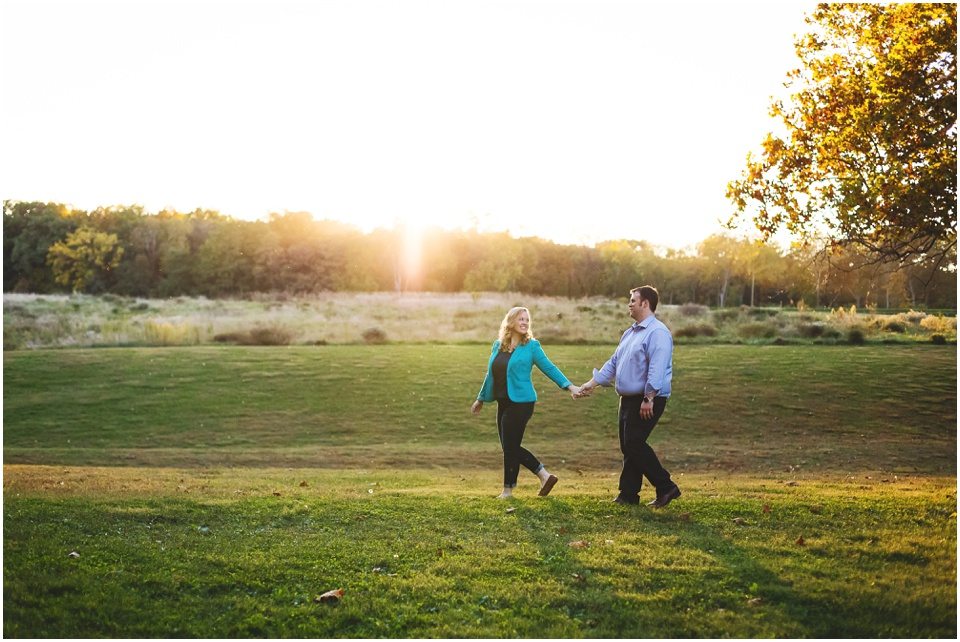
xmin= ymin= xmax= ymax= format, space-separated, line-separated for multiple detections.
xmin=471 ymin=400 xmax=484 ymax=415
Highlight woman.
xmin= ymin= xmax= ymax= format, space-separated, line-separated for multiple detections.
xmin=471 ymin=306 xmax=582 ymax=499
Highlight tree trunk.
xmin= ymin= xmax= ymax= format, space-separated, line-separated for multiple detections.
xmin=719 ymin=269 xmax=729 ymax=307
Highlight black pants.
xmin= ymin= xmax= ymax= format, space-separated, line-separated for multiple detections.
xmin=618 ymin=395 xmax=675 ymax=499
xmin=496 ymin=399 xmax=543 ymax=488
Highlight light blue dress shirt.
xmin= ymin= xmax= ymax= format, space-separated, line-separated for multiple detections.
xmin=593 ymin=315 xmax=673 ymax=397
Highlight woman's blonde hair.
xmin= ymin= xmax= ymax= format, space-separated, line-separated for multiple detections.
xmin=498 ymin=306 xmax=534 ymax=350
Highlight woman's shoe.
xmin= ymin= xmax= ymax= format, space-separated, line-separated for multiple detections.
xmin=538 ymin=474 xmax=558 ymax=497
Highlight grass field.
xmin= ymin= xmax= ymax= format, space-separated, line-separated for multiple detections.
xmin=3 ymin=343 xmax=957 ymax=637
xmin=4 ymin=291 xmax=956 ymax=349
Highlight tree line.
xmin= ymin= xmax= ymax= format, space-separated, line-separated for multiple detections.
xmin=3 ymin=201 xmax=956 ymax=309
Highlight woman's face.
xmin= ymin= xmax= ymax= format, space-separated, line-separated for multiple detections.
xmin=514 ymin=310 xmax=530 ymax=335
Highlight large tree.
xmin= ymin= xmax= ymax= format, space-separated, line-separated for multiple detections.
xmin=46 ymin=226 xmax=124 ymax=293
xmin=727 ymin=3 xmax=956 ymax=264
xmin=3 ymin=201 xmax=78 ymax=292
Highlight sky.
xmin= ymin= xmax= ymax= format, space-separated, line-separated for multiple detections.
xmin=1 ymin=0 xmax=817 ymax=251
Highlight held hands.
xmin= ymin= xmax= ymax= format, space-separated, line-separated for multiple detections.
xmin=572 ymin=380 xmax=596 ymax=399
xmin=569 ymin=381 xmax=595 ymax=399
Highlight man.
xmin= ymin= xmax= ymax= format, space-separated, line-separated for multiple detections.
xmin=579 ymin=285 xmax=681 ymax=508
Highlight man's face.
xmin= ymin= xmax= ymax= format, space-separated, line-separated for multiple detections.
xmin=628 ymin=293 xmax=645 ymax=320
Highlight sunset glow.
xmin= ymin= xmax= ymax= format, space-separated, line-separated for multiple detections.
xmin=1 ymin=0 xmax=816 ymax=250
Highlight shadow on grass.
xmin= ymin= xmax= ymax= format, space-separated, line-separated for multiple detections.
xmin=509 ymin=497 xmax=955 ymax=638
xmin=4 ymin=484 xmax=955 ymax=638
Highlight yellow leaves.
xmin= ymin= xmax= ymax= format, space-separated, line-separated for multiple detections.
xmin=315 ymin=588 xmax=344 ymax=604
xmin=727 ymin=3 xmax=955 ymax=263
xmin=46 ymin=226 xmax=124 ymax=292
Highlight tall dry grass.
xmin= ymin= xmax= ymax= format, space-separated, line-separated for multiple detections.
xmin=3 ymin=292 xmax=955 ymax=349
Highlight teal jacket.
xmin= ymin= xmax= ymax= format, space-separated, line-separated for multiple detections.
xmin=477 ymin=339 xmax=572 ymax=403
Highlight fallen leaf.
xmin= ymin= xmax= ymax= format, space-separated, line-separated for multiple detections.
xmin=809 ymin=505 xmax=823 ymax=515
xmin=506 ymin=507 xmax=517 ymax=514
xmin=272 ymin=491 xmax=282 ymax=497
xmin=299 ymin=480 xmax=309 ymax=487
xmin=68 ymin=551 xmax=80 ymax=558
xmin=571 ymin=573 xmax=586 ymax=583
xmin=762 ymin=504 xmax=772 ymax=514
xmin=576 ymin=469 xmax=584 ymax=476
xmin=747 ymin=597 xmax=763 ymax=606
xmin=786 ymin=481 xmax=799 ymax=487
xmin=568 ymin=540 xmax=589 ymax=549
xmin=678 ymin=512 xmax=692 ymax=522
xmin=795 ymin=536 xmax=806 ymax=546
xmin=732 ymin=517 xmax=747 ymax=526
xmin=315 ymin=588 xmax=344 ymax=604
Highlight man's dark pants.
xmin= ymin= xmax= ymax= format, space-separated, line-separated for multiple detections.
xmin=618 ymin=395 xmax=675 ymax=501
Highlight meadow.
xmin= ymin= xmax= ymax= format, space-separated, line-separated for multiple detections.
xmin=3 ymin=334 xmax=957 ymax=637
xmin=3 ymin=291 xmax=957 ymax=350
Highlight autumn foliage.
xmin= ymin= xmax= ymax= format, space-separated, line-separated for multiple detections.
xmin=728 ymin=4 xmax=956 ymax=264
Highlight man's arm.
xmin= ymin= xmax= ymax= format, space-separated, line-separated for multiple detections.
xmin=644 ymin=327 xmax=672 ymax=398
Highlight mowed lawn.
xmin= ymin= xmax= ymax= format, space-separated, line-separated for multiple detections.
xmin=3 ymin=344 xmax=957 ymax=637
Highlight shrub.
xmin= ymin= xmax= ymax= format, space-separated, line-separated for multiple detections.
xmin=679 ymin=303 xmax=708 ymax=317
xmin=847 ymin=327 xmax=866 ymax=345
xmin=883 ymin=319 xmax=907 ymax=333
xmin=213 ymin=332 xmax=246 ymax=344
xmin=362 ymin=327 xmax=388 ymax=344
xmin=797 ymin=322 xmax=826 ymax=338
xmin=904 ymin=309 xmax=927 ymax=324
xmin=213 ymin=326 xmax=293 ymax=345
xmin=931 ymin=334 xmax=947 ymax=345
xmin=920 ymin=314 xmax=955 ymax=334
xmin=737 ymin=322 xmax=777 ymax=339
xmin=674 ymin=322 xmax=718 ymax=338
xmin=248 ymin=326 xmax=293 ymax=346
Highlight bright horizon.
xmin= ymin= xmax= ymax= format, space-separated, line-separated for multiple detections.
xmin=1 ymin=0 xmax=816 ymax=251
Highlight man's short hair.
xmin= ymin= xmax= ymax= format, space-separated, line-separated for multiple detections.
xmin=631 ymin=285 xmax=660 ymax=312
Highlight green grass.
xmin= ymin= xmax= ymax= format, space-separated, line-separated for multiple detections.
xmin=4 ymin=344 xmax=955 ymax=474
xmin=3 ymin=344 xmax=957 ymax=637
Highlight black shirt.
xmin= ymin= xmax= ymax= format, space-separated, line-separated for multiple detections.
xmin=492 ymin=349 xmax=513 ymax=401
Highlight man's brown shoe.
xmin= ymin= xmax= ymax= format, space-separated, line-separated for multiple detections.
xmin=648 ymin=486 xmax=681 ymax=508
xmin=538 ymin=474 xmax=558 ymax=497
